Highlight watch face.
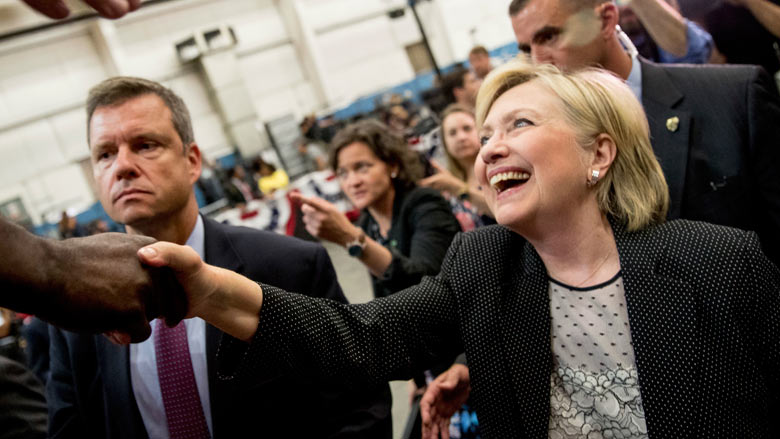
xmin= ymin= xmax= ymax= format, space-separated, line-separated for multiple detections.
xmin=348 ymin=244 xmax=363 ymax=258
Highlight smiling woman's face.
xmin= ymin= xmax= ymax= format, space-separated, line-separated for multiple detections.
xmin=442 ymin=111 xmax=480 ymax=165
xmin=475 ymin=80 xmax=591 ymax=234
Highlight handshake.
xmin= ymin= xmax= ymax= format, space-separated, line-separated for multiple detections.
xmin=33 ymin=232 xmax=220 ymax=343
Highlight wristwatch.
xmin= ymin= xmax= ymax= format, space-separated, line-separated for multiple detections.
xmin=346 ymin=230 xmax=367 ymax=258
xmin=457 ymin=183 xmax=470 ymax=200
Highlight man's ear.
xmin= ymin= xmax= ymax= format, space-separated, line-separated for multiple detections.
xmin=186 ymin=143 xmax=202 ymax=184
xmin=590 ymin=133 xmax=617 ymax=179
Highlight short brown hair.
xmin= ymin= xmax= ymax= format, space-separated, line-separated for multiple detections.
xmin=469 ymin=45 xmax=489 ymax=57
xmin=86 ymin=77 xmax=194 ymax=147
xmin=508 ymin=0 xmax=608 ymax=16
xmin=440 ymin=66 xmax=470 ymax=101
xmin=329 ymin=119 xmax=423 ymax=190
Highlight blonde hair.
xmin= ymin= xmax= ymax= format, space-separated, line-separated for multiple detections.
xmin=440 ymin=103 xmax=477 ymax=182
xmin=476 ymin=59 xmax=668 ymax=231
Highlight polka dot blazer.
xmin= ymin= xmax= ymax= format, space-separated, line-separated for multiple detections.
xmin=219 ymin=219 xmax=780 ymax=438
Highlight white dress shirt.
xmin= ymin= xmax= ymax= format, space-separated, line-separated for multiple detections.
xmin=130 ymin=215 xmax=213 ymax=438
xmin=626 ymin=51 xmax=643 ymax=102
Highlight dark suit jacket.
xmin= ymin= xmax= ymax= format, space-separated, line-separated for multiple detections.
xmin=356 ymin=186 xmax=459 ymax=297
xmin=641 ymin=59 xmax=780 ymax=264
xmin=0 ymin=356 xmax=47 ymax=439
xmin=47 ymin=217 xmax=391 ymax=438
xmin=220 ymin=220 xmax=780 ymax=438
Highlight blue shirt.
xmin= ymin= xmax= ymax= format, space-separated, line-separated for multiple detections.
xmin=626 ymin=51 xmax=643 ymax=103
xmin=129 ymin=215 xmax=212 ymax=438
xmin=657 ymin=19 xmax=713 ymax=64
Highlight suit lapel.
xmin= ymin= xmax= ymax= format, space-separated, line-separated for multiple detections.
xmin=96 ymin=337 xmax=146 ymax=437
xmin=202 ymin=217 xmax=245 ymax=274
xmin=205 ymin=324 xmax=224 ymax=437
xmin=501 ymin=240 xmax=553 ymax=437
xmin=202 ymin=217 xmax=245 ymax=437
xmin=613 ymin=221 xmax=700 ymax=436
xmin=641 ymin=60 xmax=691 ymax=219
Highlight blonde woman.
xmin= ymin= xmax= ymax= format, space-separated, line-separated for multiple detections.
xmin=137 ymin=61 xmax=779 ymax=438
xmin=420 ymin=104 xmax=492 ymax=231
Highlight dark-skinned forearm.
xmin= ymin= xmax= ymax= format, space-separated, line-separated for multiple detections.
xmin=0 ymin=217 xmax=59 ymax=314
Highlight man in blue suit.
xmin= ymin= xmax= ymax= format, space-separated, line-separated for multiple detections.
xmin=47 ymin=76 xmax=391 ymax=438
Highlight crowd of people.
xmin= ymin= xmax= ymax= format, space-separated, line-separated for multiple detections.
xmin=2 ymin=0 xmax=780 ymax=438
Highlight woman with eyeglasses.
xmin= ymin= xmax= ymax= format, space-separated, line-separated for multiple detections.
xmin=291 ymin=119 xmax=460 ymax=298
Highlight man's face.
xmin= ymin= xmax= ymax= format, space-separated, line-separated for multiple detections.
xmin=511 ymin=0 xmax=605 ymax=70
xmin=469 ymin=53 xmax=492 ymax=78
xmin=89 ymin=94 xmax=201 ymax=229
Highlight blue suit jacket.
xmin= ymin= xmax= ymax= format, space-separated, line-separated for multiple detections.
xmin=47 ymin=217 xmax=392 ymax=438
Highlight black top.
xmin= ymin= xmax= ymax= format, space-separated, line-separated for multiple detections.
xmin=357 ymin=185 xmax=460 ymax=298
xmin=221 ymin=218 xmax=780 ymax=438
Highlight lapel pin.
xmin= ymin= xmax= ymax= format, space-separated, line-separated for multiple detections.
xmin=666 ymin=116 xmax=680 ymax=133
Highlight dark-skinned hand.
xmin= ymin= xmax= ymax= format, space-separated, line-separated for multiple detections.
xmin=39 ymin=233 xmax=188 ymax=342
xmin=20 ymin=0 xmax=140 ymax=19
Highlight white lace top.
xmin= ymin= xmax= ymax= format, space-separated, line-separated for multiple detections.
xmin=548 ymin=272 xmax=648 ymax=439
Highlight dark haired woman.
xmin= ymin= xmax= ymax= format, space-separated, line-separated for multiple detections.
xmin=291 ymin=119 xmax=460 ymax=298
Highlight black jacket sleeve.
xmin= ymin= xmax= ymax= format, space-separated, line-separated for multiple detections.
xmin=217 ymin=232 xmax=467 ymax=389
xmin=746 ymin=231 xmax=780 ymax=419
xmin=0 ymin=356 xmax=47 ymax=439
xmin=46 ymin=327 xmax=87 ymax=438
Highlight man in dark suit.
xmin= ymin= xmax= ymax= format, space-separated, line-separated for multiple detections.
xmin=47 ymin=77 xmax=391 ymax=438
xmin=508 ymin=0 xmax=780 ymax=264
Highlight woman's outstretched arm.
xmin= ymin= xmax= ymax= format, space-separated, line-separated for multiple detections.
xmin=138 ymin=242 xmax=263 ymax=342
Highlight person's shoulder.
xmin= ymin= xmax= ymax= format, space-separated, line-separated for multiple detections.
xmin=205 ymin=217 xmax=324 ymax=256
xmin=460 ymin=223 xmax=515 ymax=240
xmin=400 ymin=186 xmax=454 ymax=216
xmin=204 ymin=218 xmax=341 ymax=297
xmin=645 ymin=58 xmax=763 ymax=85
xmin=651 ymin=217 xmax=752 ymax=236
xmin=404 ymin=186 xmax=448 ymax=204
xmin=633 ymin=219 xmax=761 ymax=265
xmin=453 ymin=224 xmax=524 ymax=255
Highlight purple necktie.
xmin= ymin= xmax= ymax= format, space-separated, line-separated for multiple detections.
xmin=154 ymin=320 xmax=211 ymax=439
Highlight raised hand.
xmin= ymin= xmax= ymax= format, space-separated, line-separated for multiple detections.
xmin=21 ymin=0 xmax=141 ymax=19
xmin=420 ymin=363 xmax=471 ymax=439
xmin=419 ymin=160 xmax=468 ymax=195
xmin=290 ymin=193 xmax=361 ymax=246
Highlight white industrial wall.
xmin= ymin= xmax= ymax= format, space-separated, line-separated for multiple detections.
xmin=0 ymin=0 xmax=515 ymax=225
